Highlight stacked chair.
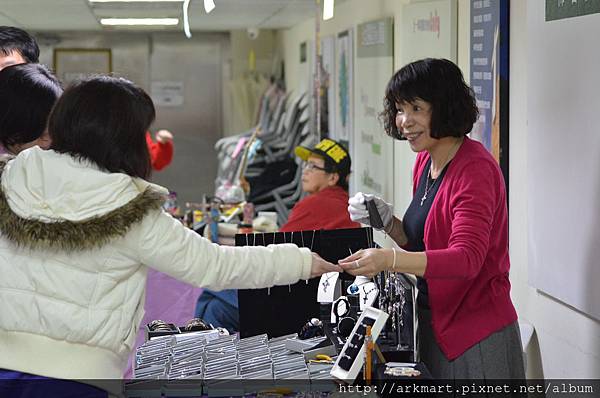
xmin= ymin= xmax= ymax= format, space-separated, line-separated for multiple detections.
xmin=214 ymin=88 xmax=314 ymax=226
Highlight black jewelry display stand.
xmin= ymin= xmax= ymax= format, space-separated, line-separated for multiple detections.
xmin=235 ymin=227 xmax=374 ymax=338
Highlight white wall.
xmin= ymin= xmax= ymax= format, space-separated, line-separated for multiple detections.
xmin=508 ymin=0 xmax=600 ymax=379
xmin=279 ymin=0 xmax=600 ymax=379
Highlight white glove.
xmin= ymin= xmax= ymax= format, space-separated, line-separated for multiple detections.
xmin=347 ymin=192 xmax=393 ymax=231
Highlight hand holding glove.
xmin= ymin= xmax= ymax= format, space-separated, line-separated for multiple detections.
xmin=347 ymin=192 xmax=393 ymax=231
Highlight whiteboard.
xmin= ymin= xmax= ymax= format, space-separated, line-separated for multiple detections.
xmin=527 ymin=1 xmax=600 ymax=320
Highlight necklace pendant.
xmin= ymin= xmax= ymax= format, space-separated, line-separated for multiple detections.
xmin=420 ymin=193 xmax=427 ymax=206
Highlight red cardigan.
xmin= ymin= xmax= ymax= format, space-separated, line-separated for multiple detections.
xmin=146 ymin=132 xmax=173 ymax=171
xmin=280 ymin=186 xmax=360 ymax=232
xmin=415 ymin=137 xmax=517 ymax=360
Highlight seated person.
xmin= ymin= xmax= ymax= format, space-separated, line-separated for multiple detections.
xmin=0 ymin=63 xmax=62 ymax=156
xmin=196 ymin=138 xmax=359 ymax=332
xmin=281 ymin=138 xmax=359 ymax=232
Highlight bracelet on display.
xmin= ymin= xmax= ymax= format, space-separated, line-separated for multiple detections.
xmin=333 ymin=296 xmax=350 ymax=319
xmin=299 ymin=318 xmax=324 ymax=339
xmin=337 ymin=316 xmax=357 ymax=337
xmin=184 ymin=317 xmax=213 ymax=331
xmin=148 ymin=319 xmax=174 ymax=332
xmin=384 ymin=366 xmax=421 ymax=377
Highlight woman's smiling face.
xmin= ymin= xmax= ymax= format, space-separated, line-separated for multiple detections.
xmin=395 ymin=98 xmax=436 ymax=153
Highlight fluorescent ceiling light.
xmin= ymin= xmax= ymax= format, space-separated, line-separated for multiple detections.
xmin=183 ymin=0 xmax=192 ymax=38
xmin=204 ymin=0 xmax=215 ymax=13
xmin=100 ymin=18 xmax=179 ymax=25
xmin=323 ymin=0 xmax=334 ymax=20
xmin=90 ymin=1 xmax=184 ymax=3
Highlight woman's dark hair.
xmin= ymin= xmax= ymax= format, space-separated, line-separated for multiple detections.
xmin=0 ymin=26 xmax=40 ymax=63
xmin=0 ymin=63 xmax=62 ymax=150
xmin=48 ymin=75 xmax=155 ymax=179
xmin=381 ymin=58 xmax=478 ymax=140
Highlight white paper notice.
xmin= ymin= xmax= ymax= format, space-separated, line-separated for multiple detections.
xmin=151 ymin=81 xmax=184 ymax=107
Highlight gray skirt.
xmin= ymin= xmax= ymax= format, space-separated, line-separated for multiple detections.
xmin=418 ymin=307 xmax=525 ymax=379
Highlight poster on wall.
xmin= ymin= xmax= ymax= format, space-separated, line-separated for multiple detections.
xmin=320 ymin=36 xmax=335 ymax=139
xmin=53 ymin=48 xmax=112 ymax=86
xmin=353 ymin=18 xmax=394 ymax=201
xmin=151 ymin=81 xmax=184 ymax=107
xmin=470 ymin=0 xmax=509 ymax=185
xmin=545 ymin=0 xmax=600 ymax=21
xmin=334 ymin=29 xmax=353 ymax=147
xmin=401 ymin=0 xmax=457 ymax=64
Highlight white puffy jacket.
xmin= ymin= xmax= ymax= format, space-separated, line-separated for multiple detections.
xmin=0 ymin=147 xmax=311 ymax=380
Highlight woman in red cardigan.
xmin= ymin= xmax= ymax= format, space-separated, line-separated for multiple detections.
xmin=340 ymin=58 xmax=524 ymax=379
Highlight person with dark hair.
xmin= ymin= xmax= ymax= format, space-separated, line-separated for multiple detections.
xmin=49 ymin=75 xmax=156 ymax=179
xmin=0 ymin=26 xmax=40 ymax=69
xmin=0 ymin=63 xmax=62 ymax=155
xmin=340 ymin=58 xmax=524 ymax=380
xmin=280 ymin=138 xmax=359 ymax=231
xmin=0 ymin=75 xmax=339 ymax=393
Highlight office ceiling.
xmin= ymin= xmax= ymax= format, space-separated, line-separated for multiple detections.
xmin=0 ymin=0 xmax=321 ymax=32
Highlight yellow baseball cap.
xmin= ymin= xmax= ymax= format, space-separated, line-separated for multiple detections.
xmin=295 ymin=138 xmax=351 ymax=175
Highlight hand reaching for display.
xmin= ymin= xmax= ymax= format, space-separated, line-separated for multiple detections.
xmin=310 ymin=253 xmax=342 ymax=278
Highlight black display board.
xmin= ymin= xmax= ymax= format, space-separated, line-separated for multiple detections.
xmin=235 ymin=227 xmax=373 ymax=338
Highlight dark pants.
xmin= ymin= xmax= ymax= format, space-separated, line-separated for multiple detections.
xmin=195 ymin=289 xmax=239 ymax=333
xmin=0 ymin=369 xmax=107 ymax=398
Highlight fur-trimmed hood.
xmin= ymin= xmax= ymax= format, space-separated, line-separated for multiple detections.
xmin=0 ymin=146 xmax=167 ymax=251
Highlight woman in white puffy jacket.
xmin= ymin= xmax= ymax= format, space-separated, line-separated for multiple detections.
xmin=0 ymin=75 xmax=340 ymax=395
